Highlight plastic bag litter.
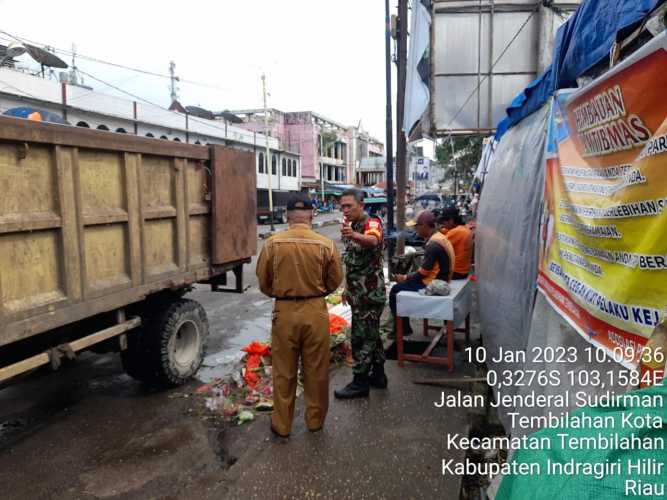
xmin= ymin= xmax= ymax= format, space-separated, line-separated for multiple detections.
xmin=328 ymin=303 xmax=352 ymax=323
xmin=255 ymin=400 xmax=274 ymax=412
xmin=237 ymin=410 xmax=255 ymax=425
xmin=328 ymin=313 xmax=349 ymax=334
xmin=421 ymin=279 xmax=451 ymax=296
xmin=205 ymin=394 xmax=226 ymax=412
xmin=241 ymin=341 xmax=271 ymax=389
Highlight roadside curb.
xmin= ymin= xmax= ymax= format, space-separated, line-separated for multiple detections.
xmin=314 ymin=219 xmax=340 ymax=229
xmin=259 ymin=219 xmax=339 ymax=239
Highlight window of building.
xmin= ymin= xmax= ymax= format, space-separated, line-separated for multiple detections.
xmin=146 ymin=133 xmax=154 ymax=138
xmin=116 ymin=128 xmax=127 ymax=133
xmin=272 ymin=154 xmax=277 ymax=175
xmin=282 ymin=158 xmax=287 ymax=176
xmin=258 ymin=152 xmax=265 ymax=173
xmin=294 ymin=160 xmax=298 ymax=177
xmin=97 ymin=124 xmax=109 ymax=131
xmin=173 ymin=137 xmax=181 ymax=142
xmin=160 ymin=135 xmax=168 ymax=140
xmin=76 ymin=121 xmax=89 ymax=128
xmin=195 ymin=140 xmax=202 ymax=145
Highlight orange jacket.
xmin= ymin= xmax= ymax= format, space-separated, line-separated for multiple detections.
xmin=441 ymin=225 xmax=473 ymax=275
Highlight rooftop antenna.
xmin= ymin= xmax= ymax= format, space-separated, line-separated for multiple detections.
xmin=69 ymin=43 xmax=80 ymax=85
xmin=169 ymin=61 xmax=180 ymax=102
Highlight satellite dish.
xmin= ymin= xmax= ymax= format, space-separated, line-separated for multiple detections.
xmin=0 ymin=42 xmax=26 ymax=66
xmin=23 ymin=44 xmax=68 ymax=68
xmin=4 ymin=42 xmax=27 ymax=59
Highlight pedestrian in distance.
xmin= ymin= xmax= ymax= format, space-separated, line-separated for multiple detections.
xmin=335 ymin=189 xmax=387 ymax=399
xmin=256 ymin=193 xmax=343 ymax=438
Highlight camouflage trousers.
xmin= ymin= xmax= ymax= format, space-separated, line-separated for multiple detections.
xmin=350 ymin=305 xmax=385 ymax=376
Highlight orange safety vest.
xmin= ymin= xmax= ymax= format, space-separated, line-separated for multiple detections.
xmin=427 ymin=231 xmax=455 ymax=282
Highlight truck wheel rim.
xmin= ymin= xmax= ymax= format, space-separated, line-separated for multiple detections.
xmin=170 ymin=320 xmax=200 ymax=369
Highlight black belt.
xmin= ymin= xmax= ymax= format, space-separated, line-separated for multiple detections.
xmin=274 ymin=295 xmax=327 ymax=301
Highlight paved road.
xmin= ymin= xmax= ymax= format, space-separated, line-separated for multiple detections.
xmin=256 ymin=211 xmax=341 ymax=237
xmin=0 ymin=221 xmax=474 ymax=499
xmin=194 ymin=221 xmax=342 ymax=381
xmin=0 ymin=223 xmax=339 ymax=498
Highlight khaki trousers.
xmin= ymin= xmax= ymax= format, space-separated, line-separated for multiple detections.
xmin=271 ymin=298 xmax=330 ymax=436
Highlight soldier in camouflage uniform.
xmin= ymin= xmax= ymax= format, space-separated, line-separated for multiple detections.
xmin=335 ymin=189 xmax=387 ymax=399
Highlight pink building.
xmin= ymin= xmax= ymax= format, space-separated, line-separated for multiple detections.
xmin=230 ymin=108 xmax=384 ymax=194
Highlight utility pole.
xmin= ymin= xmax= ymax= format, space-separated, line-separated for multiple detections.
xmin=69 ymin=43 xmax=79 ymax=85
xmin=262 ymin=73 xmax=275 ymax=232
xmin=454 ymin=168 xmax=458 ymax=196
xmin=395 ymin=0 xmax=408 ymax=256
xmin=320 ymin=134 xmax=325 ymax=203
xmin=385 ymin=0 xmax=395 ymax=270
xmin=169 ymin=61 xmax=179 ymax=103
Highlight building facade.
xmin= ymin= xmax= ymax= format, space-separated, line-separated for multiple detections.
xmin=231 ymin=108 xmax=385 ymax=195
xmin=0 ymin=67 xmax=301 ymax=199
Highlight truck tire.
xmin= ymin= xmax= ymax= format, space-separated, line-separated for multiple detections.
xmin=122 ymin=299 xmax=208 ymax=386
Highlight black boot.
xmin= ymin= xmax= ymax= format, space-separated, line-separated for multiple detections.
xmin=334 ymin=374 xmax=370 ymax=399
xmin=369 ymin=363 xmax=388 ymax=389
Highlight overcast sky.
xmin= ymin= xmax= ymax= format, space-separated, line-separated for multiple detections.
xmin=0 ymin=0 xmax=396 ymax=142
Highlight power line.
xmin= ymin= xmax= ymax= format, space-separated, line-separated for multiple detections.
xmin=0 ymin=28 xmax=235 ymax=93
xmin=75 ymin=68 xmax=283 ymax=148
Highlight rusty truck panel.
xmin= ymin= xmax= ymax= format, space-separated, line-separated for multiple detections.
xmin=0 ymin=116 xmax=256 ymax=348
xmin=211 ymin=145 xmax=258 ymax=264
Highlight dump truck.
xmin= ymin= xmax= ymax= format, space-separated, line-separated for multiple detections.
xmin=0 ymin=116 xmax=257 ymax=386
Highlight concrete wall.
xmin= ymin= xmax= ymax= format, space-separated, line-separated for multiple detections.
xmin=256 ymin=151 xmax=300 ymax=191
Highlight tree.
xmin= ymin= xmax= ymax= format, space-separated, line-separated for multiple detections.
xmin=435 ymin=135 xmax=483 ymax=191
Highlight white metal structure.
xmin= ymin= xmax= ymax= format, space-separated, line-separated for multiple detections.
xmin=431 ymin=0 xmax=580 ymax=134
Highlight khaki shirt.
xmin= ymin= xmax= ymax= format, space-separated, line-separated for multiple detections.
xmin=256 ymin=223 xmax=343 ymax=299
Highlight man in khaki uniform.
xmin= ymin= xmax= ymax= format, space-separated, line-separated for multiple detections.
xmin=256 ymin=194 xmax=343 ymax=437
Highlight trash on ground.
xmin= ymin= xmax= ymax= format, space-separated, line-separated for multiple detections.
xmin=196 ymin=289 xmax=352 ymax=422
xmin=237 ymin=410 xmax=255 ymax=425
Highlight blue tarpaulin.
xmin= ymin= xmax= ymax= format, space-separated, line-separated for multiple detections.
xmin=495 ymin=0 xmax=665 ymax=140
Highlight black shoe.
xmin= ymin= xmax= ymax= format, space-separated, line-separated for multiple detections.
xmin=369 ymin=364 xmax=388 ymax=389
xmin=334 ymin=374 xmax=370 ymax=399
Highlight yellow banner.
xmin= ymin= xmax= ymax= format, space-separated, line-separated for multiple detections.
xmin=538 ymin=35 xmax=667 ymax=367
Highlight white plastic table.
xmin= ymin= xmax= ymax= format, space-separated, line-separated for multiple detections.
xmin=395 ymin=278 xmax=472 ymax=372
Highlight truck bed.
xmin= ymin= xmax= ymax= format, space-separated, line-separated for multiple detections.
xmin=0 ymin=116 xmax=256 ymax=348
